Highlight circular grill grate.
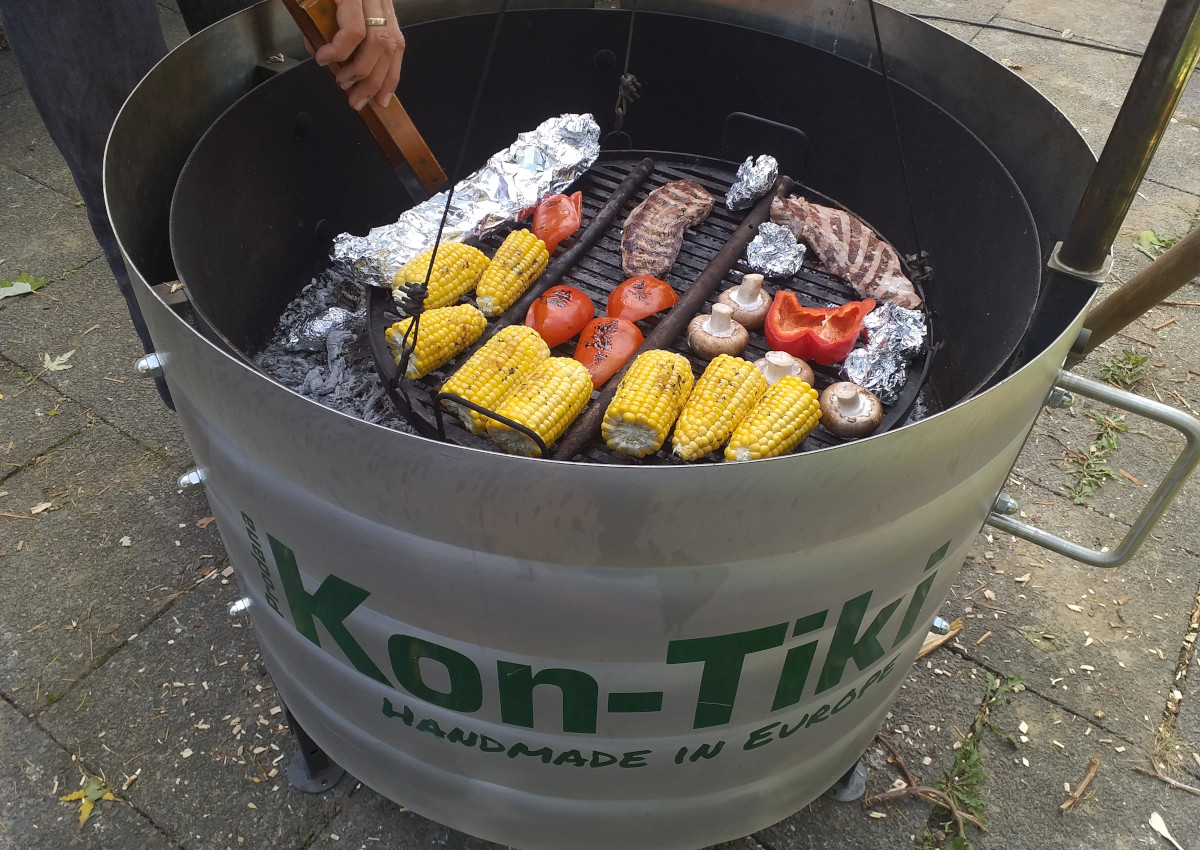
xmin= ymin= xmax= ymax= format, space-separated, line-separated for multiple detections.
xmin=369 ymin=152 xmax=936 ymax=463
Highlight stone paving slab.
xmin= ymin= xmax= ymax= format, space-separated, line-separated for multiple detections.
xmin=0 ymin=361 xmax=89 ymax=476
xmin=0 ymin=420 xmax=220 ymax=716
xmin=0 ymin=168 xmax=98 ymax=281
xmin=0 ymin=262 xmax=196 ymax=471
xmin=0 ymin=697 xmax=177 ymax=850
xmin=944 ymin=506 xmax=1197 ymax=746
xmin=39 ymin=575 xmax=347 ymax=850
xmin=0 ymin=95 xmax=78 ymax=202
xmin=996 ymin=0 xmax=1163 ymax=53
xmin=4 ymin=1 xmax=1200 ymax=849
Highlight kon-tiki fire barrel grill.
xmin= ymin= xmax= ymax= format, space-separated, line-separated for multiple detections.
xmin=106 ymin=1 xmax=1200 ymax=848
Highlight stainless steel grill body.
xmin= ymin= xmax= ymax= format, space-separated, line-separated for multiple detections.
xmin=106 ymin=2 xmax=1122 ymax=847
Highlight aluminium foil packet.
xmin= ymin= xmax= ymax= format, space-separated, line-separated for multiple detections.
xmin=332 ymin=113 xmax=600 ymax=285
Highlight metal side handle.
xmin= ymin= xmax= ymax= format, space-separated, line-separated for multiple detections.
xmin=986 ymin=369 xmax=1200 ymax=568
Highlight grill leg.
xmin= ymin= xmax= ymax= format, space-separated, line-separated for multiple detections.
xmin=823 ymin=758 xmax=868 ymax=802
xmin=282 ymin=704 xmax=345 ymax=793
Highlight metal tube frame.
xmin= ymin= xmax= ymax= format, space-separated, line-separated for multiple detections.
xmin=986 ymin=370 xmax=1200 ymax=567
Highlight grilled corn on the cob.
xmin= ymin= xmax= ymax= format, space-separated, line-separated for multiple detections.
xmin=476 ymin=229 xmax=549 ymax=317
xmin=485 ymin=357 xmax=593 ymax=457
xmin=671 ymin=354 xmax=766 ymax=461
xmin=393 ymin=242 xmax=490 ymax=312
xmin=440 ymin=325 xmax=551 ymax=433
xmin=601 ymin=350 xmax=694 ymax=457
xmin=386 ymin=304 xmax=487 ymax=379
xmin=724 ymin=376 xmax=820 ymax=461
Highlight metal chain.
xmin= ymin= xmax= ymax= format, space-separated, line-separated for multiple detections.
xmin=612 ymin=1 xmax=641 ymax=135
xmin=865 ymin=0 xmax=928 ymax=270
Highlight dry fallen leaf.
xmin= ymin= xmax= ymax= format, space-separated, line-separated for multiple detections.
xmin=41 ymin=349 xmax=76 ymax=372
xmin=196 ymin=516 xmax=215 ymax=529
xmin=30 ymin=502 xmax=53 ymax=515
xmin=59 ymin=774 xmax=120 ymax=828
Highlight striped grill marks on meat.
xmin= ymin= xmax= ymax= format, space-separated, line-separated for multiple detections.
xmin=621 ymin=179 xmax=715 ymax=278
xmin=771 ymin=195 xmax=922 ymax=309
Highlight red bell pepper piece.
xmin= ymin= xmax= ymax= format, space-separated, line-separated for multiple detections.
xmin=763 ymin=292 xmax=876 ymax=366
xmin=532 ymin=191 xmax=584 ymax=254
xmin=606 ymin=275 xmax=679 ymax=322
xmin=524 ymin=284 xmax=595 ymax=348
xmin=573 ymin=317 xmax=643 ymax=387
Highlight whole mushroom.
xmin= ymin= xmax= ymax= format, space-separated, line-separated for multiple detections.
xmin=716 ymin=273 xmax=771 ymax=329
xmin=819 ymin=382 xmax=883 ymax=438
xmin=754 ymin=350 xmax=815 ymax=386
xmin=688 ymin=302 xmax=749 ymax=360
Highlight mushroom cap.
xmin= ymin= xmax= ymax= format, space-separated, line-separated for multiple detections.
xmin=818 ymin=382 xmax=883 ymax=438
xmin=754 ymin=350 xmax=815 ymax=386
xmin=716 ymin=286 xmax=771 ymax=329
xmin=688 ymin=311 xmax=749 ymax=360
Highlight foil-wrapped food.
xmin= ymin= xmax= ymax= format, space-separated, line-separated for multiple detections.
xmin=843 ymin=302 xmax=928 ymax=404
xmin=283 ymin=306 xmax=360 ymax=352
xmin=332 ymin=113 xmax=601 ymax=285
xmin=724 ymin=155 xmax=778 ymax=211
xmin=746 ymin=222 xmax=807 ymax=278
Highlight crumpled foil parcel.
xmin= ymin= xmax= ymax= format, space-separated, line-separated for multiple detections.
xmin=332 ymin=113 xmax=601 ymax=284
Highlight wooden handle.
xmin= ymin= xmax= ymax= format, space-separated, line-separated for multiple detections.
xmin=1084 ymin=224 xmax=1200 ymax=353
xmin=280 ymin=0 xmax=447 ymax=193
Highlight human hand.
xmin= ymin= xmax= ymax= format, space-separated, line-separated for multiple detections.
xmin=313 ymin=0 xmax=405 ymax=111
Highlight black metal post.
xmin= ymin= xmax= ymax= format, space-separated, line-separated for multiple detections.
xmin=282 ymin=704 xmax=346 ymax=793
xmin=1055 ymin=0 xmax=1200 ymax=276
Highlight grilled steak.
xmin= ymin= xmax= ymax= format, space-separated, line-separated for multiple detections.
xmin=621 ymin=179 xmax=715 ymax=277
xmin=771 ymin=195 xmax=922 ymax=309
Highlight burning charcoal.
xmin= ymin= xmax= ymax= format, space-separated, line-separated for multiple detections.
xmin=725 ymin=155 xmax=778 ymax=211
xmin=746 ymin=222 xmax=806 ymax=278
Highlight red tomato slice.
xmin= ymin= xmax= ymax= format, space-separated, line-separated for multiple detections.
xmin=532 ymin=192 xmax=584 ymax=254
xmin=606 ymin=275 xmax=679 ymax=322
xmin=573 ymin=317 xmax=643 ymax=388
xmin=525 ymin=285 xmax=595 ymax=348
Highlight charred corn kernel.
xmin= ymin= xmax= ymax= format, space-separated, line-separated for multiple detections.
xmin=671 ymin=354 xmax=766 ymax=461
xmin=440 ymin=325 xmax=551 ymax=433
xmin=724 ymin=376 xmax=821 ymax=461
xmin=476 ymin=230 xmax=550 ymax=317
xmin=485 ymin=357 xmax=593 ymax=457
xmin=386 ymin=304 xmax=486 ymax=379
xmin=601 ymin=350 xmax=694 ymax=457
xmin=393 ymin=242 xmax=490 ymax=311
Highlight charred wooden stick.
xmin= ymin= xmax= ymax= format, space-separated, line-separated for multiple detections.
xmin=1133 ymin=763 xmax=1200 ymax=797
xmin=1059 ymin=755 xmax=1102 ymax=811
xmin=553 ymin=177 xmax=793 ymax=460
xmin=873 ymin=732 xmax=918 ymax=787
xmin=863 ymin=785 xmax=986 ymax=834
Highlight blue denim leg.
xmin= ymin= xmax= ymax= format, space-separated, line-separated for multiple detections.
xmin=0 ymin=0 xmax=171 ymax=402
